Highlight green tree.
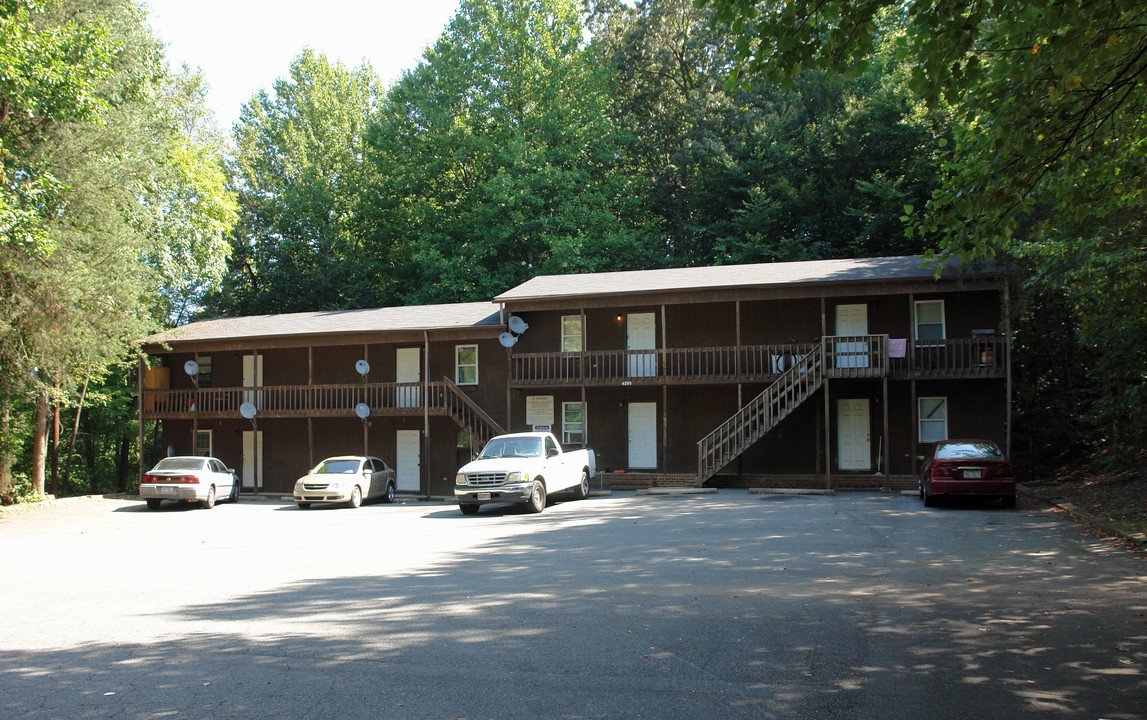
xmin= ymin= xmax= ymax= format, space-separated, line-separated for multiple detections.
xmin=362 ymin=0 xmax=658 ymax=304
xmin=699 ymin=0 xmax=1147 ymax=455
xmin=0 ymin=0 xmax=237 ymax=500
xmin=205 ymin=50 xmax=383 ymax=316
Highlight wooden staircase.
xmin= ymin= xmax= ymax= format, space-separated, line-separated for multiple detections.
xmin=439 ymin=377 xmax=505 ymax=449
xmin=696 ymin=344 xmax=825 ymax=485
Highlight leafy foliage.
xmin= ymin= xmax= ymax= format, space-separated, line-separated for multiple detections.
xmin=697 ymin=0 xmax=1146 ymax=461
xmin=0 ymin=0 xmax=237 ymax=500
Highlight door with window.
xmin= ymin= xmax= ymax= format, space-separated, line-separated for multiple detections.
xmin=396 ymin=348 xmax=421 ymax=408
xmin=626 ymin=313 xmax=657 ymax=378
xmin=837 ymin=399 xmax=871 ymax=470
xmin=833 ymin=304 xmax=870 ymax=369
xmin=396 ymin=429 xmax=421 ymax=492
xmin=627 ymin=402 xmax=657 ymax=468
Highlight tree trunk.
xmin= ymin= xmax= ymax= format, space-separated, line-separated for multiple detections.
xmin=31 ymin=390 xmax=49 ymax=495
xmin=62 ymin=373 xmax=90 ymax=494
xmin=0 ymin=380 xmax=13 ymax=504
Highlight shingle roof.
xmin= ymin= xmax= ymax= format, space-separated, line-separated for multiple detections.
xmin=494 ymin=255 xmax=992 ymax=303
xmin=146 ymin=302 xmax=501 ymax=345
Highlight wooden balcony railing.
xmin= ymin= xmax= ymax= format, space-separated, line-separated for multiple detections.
xmin=144 ymin=381 xmax=439 ymax=420
xmin=510 ymin=343 xmax=819 ymax=387
xmin=889 ymin=336 xmax=1007 ymax=378
xmin=510 ymin=335 xmax=1004 ymax=386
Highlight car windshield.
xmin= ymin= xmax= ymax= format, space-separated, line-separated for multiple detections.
xmin=935 ymin=442 xmax=1004 ymax=460
xmin=478 ymin=437 xmax=543 ymax=459
xmin=153 ymin=458 xmax=206 ymax=471
xmin=313 ymin=459 xmax=362 ymax=474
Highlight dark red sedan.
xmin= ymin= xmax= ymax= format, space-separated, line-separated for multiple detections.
xmin=919 ymin=440 xmax=1016 ymax=508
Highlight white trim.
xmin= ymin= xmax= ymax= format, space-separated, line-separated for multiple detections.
xmin=195 ymin=429 xmax=212 ymax=457
xmin=562 ymin=402 xmax=584 ymax=445
xmin=455 ymin=344 xmax=478 ymax=385
xmin=918 ymin=396 xmax=948 ymax=442
xmin=561 ymin=315 xmax=583 ymax=353
xmin=914 ymin=299 xmax=947 ymax=341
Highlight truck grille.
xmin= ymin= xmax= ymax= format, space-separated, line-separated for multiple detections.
xmin=464 ymin=472 xmax=507 ymax=487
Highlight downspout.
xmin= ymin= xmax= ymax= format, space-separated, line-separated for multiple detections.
xmin=424 ymin=331 xmax=430 ymax=499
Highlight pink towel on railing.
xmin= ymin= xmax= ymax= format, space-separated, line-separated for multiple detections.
xmin=889 ymin=338 xmax=907 ymax=358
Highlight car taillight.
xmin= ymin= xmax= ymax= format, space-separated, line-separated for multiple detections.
xmin=930 ymin=466 xmax=952 ymax=478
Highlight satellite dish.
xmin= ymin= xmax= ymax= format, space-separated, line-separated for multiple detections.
xmin=354 ymin=403 xmax=371 ymax=419
xmin=239 ymin=402 xmax=257 ymax=420
xmin=498 ymin=332 xmax=518 ymax=348
xmin=184 ymin=360 xmax=199 ymax=376
xmin=508 ymin=316 xmax=529 ymax=334
xmin=355 ymin=359 xmax=370 ymax=376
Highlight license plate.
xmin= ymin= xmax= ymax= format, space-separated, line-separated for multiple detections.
xmin=963 ymin=469 xmax=982 ymax=479
xmin=158 ymin=486 xmax=176 ymax=495
xmin=476 ymin=492 xmax=491 ymax=501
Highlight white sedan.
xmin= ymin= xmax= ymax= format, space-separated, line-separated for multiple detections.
xmin=140 ymin=456 xmax=240 ymax=510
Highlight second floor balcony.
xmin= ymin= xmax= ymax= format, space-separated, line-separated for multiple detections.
xmin=509 ymin=335 xmax=1007 ymax=388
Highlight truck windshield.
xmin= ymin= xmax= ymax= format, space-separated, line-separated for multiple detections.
xmin=479 ymin=437 xmax=543 ymax=458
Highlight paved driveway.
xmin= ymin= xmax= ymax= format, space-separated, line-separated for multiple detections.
xmin=1 ymin=491 xmax=1144 ymax=719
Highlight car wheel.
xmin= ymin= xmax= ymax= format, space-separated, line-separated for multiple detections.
xmin=201 ymin=485 xmax=216 ymax=509
xmin=1001 ymin=495 xmax=1016 ymax=508
xmin=349 ymin=485 xmax=362 ymax=509
xmin=384 ymin=482 xmax=396 ymax=504
xmin=229 ymin=478 xmax=240 ymax=503
xmin=459 ymin=503 xmax=479 ymax=516
xmin=573 ymin=469 xmax=589 ymax=500
xmin=923 ymin=484 xmax=935 ymax=507
xmin=919 ymin=482 xmax=924 ymax=500
xmin=146 ymin=499 xmax=162 ymax=510
xmin=528 ymin=480 xmax=546 ymax=513
xmin=297 ymin=502 xmax=311 ymax=509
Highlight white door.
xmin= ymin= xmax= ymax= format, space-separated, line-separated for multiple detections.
xmin=242 ymin=430 xmax=263 ymax=490
xmin=627 ymin=402 xmax=657 ymax=469
xmin=837 ymin=399 xmax=871 ymax=471
xmin=396 ymin=348 xmax=421 ymax=408
xmin=396 ymin=430 xmax=421 ymax=492
xmin=243 ymin=354 xmax=264 ymax=407
xmin=626 ymin=313 xmax=657 ymax=377
xmin=834 ymin=304 xmax=870 ymax=369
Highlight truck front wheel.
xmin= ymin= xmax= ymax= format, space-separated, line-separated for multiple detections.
xmin=459 ymin=503 xmax=479 ymax=515
xmin=528 ymin=481 xmax=547 ymax=513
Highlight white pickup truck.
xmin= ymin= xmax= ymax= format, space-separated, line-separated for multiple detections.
xmin=454 ymin=432 xmax=596 ymax=515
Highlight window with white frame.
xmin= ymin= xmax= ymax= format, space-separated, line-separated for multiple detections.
xmin=918 ymin=397 xmax=948 ymax=442
xmin=196 ymin=355 xmax=213 ymax=387
xmin=195 ymin=429 xmax=213 ymax=457
xmin=455 ymin=345 xmax=478 ymax=385
xmin=562 ymin=402 xmax=585 ymax=445
xmin=561 ymin=315 xmax=583 ymax=353
xmin=914 ymin=300 xmax=946 ymax=341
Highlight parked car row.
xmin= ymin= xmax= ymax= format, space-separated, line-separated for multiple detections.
xmin=140 ymin=454 xmax=397 ymax=511
xmin=143 ymin=436 xmax=1015 ymax=513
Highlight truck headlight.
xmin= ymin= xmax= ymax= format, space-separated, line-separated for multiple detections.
xmin=456 ymin=474 xmax=467 ymax=486
xmin=506 ymin=472 xmax=527 ymax=484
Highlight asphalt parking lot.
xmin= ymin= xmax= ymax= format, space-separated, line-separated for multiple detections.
xmin=1 ymin=491 xmax=1144 ymax=719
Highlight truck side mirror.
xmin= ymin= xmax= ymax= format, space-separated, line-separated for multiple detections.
xmin=547 ymin=447 xmax=559 ymax=458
